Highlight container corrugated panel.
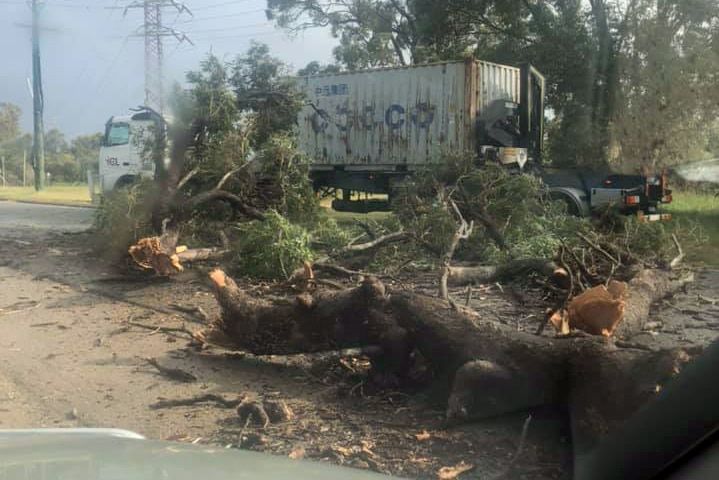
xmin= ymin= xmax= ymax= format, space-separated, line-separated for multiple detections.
xmin=297 ymin=60 xmax=520 ymax=169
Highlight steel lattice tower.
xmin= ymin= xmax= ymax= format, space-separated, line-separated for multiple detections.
xmin=143 ymin=1 xmax=163 ymax=113
xmin=124 ymin=0 xmax=192 ymax=114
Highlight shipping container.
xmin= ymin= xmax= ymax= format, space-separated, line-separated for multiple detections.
xmin=296 ymin=59 xmax=521 ymax=170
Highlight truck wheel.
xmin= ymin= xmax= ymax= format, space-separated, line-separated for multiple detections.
xmin=550 ymin=192 xmax=581 ymax=217
xmin=114 ymin=175 xmax=138 ymax=191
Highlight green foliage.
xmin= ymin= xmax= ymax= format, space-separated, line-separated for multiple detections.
xmin=46 ymin=153 xmax=80 ymax=183
xmin=0 ymin=133 xmax=31 ymax=184
xmin=267 ymin=0 xmax=420 ymax=68
xmin=0 ymin=103 xmax=21 ymax=143
xmin=257 ymin=134 xmax=321 ymax=225
xmin=70 ymin=133 xmax=103 ymax=175
xmin=91 ymin=179 xmax=154 ymax=261
xmin=232 ymin=210 xmax=314 ymax=280
xmin=310 ymin=216 xmax=353 ymax=254
xmin=170 ymin=54 xmax=248 ymax=191
xmin=182 ymin=54 xmax=239 ymax=137
xmin=393 ymin=152 xmax=590 ymax=265
xmin=610 ymin=0 xmax=719 ymax=171
xmin=297 ymin=61 xmax=342 ymax=76
xmin=268 ymin=0 xmax=719 ymax=170
xmin=618 ymin=217 xmax=673 ymax=264
xmin=230 ymin=42 xmax=303 ymax=147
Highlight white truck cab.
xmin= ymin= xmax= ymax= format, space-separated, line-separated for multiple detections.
xmin=98 ymin=109 xmax=168 ymax=192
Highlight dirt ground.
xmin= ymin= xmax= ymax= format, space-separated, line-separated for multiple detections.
xmin=0 ymin=207 xmax=716 ymax=480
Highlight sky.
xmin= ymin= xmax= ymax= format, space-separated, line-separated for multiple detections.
xmin=0 ymin=0 xmax=336 ymax=139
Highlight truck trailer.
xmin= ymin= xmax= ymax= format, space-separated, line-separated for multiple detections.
xmin=296 ymin=59 xmax=672 ymax=219
xmin=99 ymin=59 xmax=671 ymax=220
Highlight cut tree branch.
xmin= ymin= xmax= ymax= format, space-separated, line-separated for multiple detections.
xmin=176 ymin=167 xmax=200 ymax=190
xmin=577 ymin=231 xmax=620 ymax=265
xmin=343 ymin=231 xmax=410 ymax=252
xmin=669 ymin=233 xmax=684 ymax=270
xmin=447 ymin=259 xmax=567 ymax=287
xmin=440 ymin=200 xmax=474 ymax=300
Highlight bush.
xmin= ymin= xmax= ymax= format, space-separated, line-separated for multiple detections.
xmin=257 ymin=134 xmax=321 ymax=225
xmin=394 ymin=153 xmax=582 ymax=265
xmin=91 ymin=180 xmax=154 ymax=262
xmin=310 ymin=216 xmax=353 ymax=254
xmin=232 ymin=210 xmax=314 ymax=280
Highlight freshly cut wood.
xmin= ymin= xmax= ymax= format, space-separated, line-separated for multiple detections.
xmin=128 ymin=234 xmax=231 ymax=276
xmin=128 ymin=234 xmax=183 ymax=276
xmin=448 ymin=259 xmax=568 ymax=286
xmin=549 ymin=270 xmax=693 ymax=338
xmin=552 ymin=281 xmax=627 ymax=337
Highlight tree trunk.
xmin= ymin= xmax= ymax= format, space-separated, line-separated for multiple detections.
xmin=199 ymin=268 xmax=695 ymax=447
xmin=614 ymin=268 xmax=693 ymax=338
xmin=390 ymin=291 xmax=693 ymax=451
xmin=203 ymin=270 xmax=400 ymax=352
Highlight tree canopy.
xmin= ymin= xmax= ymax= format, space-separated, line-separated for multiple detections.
xmin=266 ymin=0 xmax=719 ymax=170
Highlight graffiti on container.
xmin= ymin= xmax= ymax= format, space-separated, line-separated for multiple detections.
xmin=311 ymin=102 xmax=435 ymax=133
xmin=314 ymin=84 xmax=349 ymax=97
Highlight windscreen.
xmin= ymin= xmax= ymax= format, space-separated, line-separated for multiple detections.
xmin=105 ymin=122 xmax=129 ymax=147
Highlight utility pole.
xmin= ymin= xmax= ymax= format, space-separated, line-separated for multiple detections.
xmin=23 ymin=150 xmax=26 ymax=186
xmin=124 ymin=0 xmax=193 ymax=114
xmin=31 ymin=0 xmax=45 ymax=191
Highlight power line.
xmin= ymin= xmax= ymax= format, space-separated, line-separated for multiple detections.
xmin=191 ymin=30 xmax=284 ymax=41
xmin=183 ymin=22 xmax=267 ymax=33
xmin=2 ymin=1 xmax=125 ymax=9
xmin=173 ymin=8 xmax=266 ymax=23
xmin=68 ymin=36 xmax=131 ymax=122
xmin=192 ymin=0 xmax=254 ymax=11
xmin=123 ymin=0 xmax=193 ymax=113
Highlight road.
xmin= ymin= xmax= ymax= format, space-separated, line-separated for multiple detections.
xmin=0 ymin=201 xmax=94 ymax=231
xmin=0 ymin=201 xmax=223 ymax=436
xmin=0 ymin=201 xmax=714 ymax=478
xmin=0 ymin=201 xmax=577 ymax=479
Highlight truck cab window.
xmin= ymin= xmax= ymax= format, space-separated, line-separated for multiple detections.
xmin=105 ymin=123 xmax=130 ymax=146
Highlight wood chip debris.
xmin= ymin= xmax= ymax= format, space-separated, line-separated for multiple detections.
xmin=437 ymin=461 xmax=475 ymax=480
xmin=289 ymin=446 xmax=306 ymax=460
xmin=415 ymin=430 xmax=431 ymax=441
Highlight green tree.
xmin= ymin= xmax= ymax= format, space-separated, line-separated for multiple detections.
xmin=44 ymin=128 xmax=67 ymax=155
xmin=230 ymin=41 xmax=303 ymax=147
xmin=182 ymin=54 xmax=239 ymax=137
xmin=610 ymin=0 xmax=719 ymax=171
xmin=297 ymin=61 xmax=341 ymax=76
xmin=46 ymin=152 xmax=80 ymax=183
xmin=0 ymin=133 xmax=32 ymax=184
xmin=267 ymin=0 xmax=425 ymax=68
xmin=170 ymin=53 xmax=249 ymax=194
xmin=70 ymin=133 xmax=103 ymax=176
xmin=0 ymin=103 xmax=21 ymax=143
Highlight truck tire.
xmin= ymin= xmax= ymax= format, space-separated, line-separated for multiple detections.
xmin=114 ymin=175 xmax=139 ymax=191
xmin=550 ymin=192 xmax=581 ymax=217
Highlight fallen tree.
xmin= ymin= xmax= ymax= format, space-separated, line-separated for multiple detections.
xmin=196 ymin=267 xmax=696 ymax=450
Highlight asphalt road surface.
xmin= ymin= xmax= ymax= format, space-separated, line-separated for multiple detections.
xmin=0 ymin=201 xmax=95 ymax=231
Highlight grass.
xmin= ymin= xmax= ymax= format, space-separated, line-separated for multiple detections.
xmin=0 ymin=184 xmax=92 ymax=207
xmin=664 ymin=190 xmax=719 ymax=266
xmin=320 ymin=194 xmax=392 ymax=226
